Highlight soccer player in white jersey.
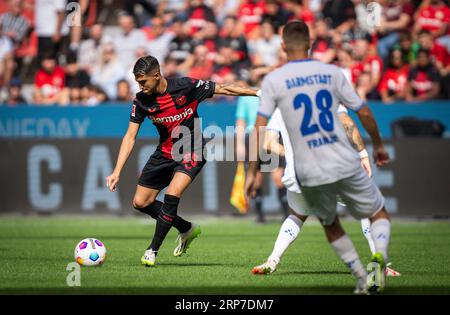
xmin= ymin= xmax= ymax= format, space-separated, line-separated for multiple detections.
xmin=245 ymin=21 xmax=393 ymax=294
xmin=252 ymin=107 xmax=401 ymax=278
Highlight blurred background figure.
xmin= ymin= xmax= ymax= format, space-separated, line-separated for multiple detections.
xmin=378 ymin=49 xmax=410 ymax=103
xmin=406 ymin=48 xmax=441 ymax=102
xmin=115 ymin=79 xmax=133 ymax=102
xmin=0 ymin=0 xmax=31 ymax=47
xmin=33 ymin=52 xmax=65 ymax=105
xmin=77 ymin=23 xmax=111 ymax=75
xmin=1 ymin=77 xmax=27 ymax=106
xmin=35 ymin=0 xmax=70 ymax=63
xmin=90 ymin=42 xmax=125 ymax=101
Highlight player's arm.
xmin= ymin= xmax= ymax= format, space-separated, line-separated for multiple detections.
xmin=339 ymin=112 xmax=372 ymax=177
xmin=214 ymin=83 xmax=260 ymax=97
xmin=106 ymin=122 xmax=141 ymax=192
xmin=334 ymin=69 xmax=389 ymax=167
xmin=246 ymin=115 xmax=269 ymax=198
xmin=263 ymin=130 xmax=285 ymax=157
xmin=356 ymin=106 xmax=389 ymax=167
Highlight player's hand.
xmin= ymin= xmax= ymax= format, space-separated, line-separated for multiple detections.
xmin=106 ymin=173 xmax=120 ymax=192
xmin=360 ymin=156 xmax=372 ymax=177
xmin=373 ymin=145 xmax=390 ymax=167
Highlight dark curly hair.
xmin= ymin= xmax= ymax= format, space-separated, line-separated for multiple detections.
xmin=133 ymin=55 xmax=160 ymax=77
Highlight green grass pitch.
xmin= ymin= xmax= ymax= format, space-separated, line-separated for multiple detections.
xmin=0 ymin=215 xmax=449 ymax=295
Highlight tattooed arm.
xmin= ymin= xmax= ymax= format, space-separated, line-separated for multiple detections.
xmin=339 ymin=112 xmax=372 ymax=177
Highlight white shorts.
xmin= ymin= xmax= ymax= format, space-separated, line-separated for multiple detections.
xmin=289 ymin=169 xmax=385 ymax=226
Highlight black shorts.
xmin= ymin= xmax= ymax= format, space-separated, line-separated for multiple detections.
xmin=138 ymin=149 xmax=206 ymax=190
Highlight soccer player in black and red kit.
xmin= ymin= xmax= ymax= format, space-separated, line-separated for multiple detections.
xmin=106 ymin=56 xmax=259 ymax=266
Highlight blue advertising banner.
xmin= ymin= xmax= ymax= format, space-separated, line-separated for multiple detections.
xmin=1 ymin=101 xmax=449 ymax=138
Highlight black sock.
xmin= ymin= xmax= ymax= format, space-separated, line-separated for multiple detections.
xmin=135 ymin=200 xmax=191 ymax=233
xmin=278 ymin=187 xmax=289 ymax=219
xmin=148 ymin=194 xmax=180 ymax=252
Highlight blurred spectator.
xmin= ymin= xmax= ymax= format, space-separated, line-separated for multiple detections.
xmin=113 ymin=12 xmax=147 ymax=73
xmin=67 ymin=0 xmax=98 ymax=53
xmin=186 ymin=0 xmax=216 ymax=36
xmin=78 ymin=24 xmax=111 ymax=74
xmin=156 ymin=0 xmax=188 ymax=22
xmin=406 ymin=49 xmax=441 ymax=102
xmin=35 ymin=0 xmax=70 ymax=63
xmin=248 ymin=21 xmax=281 ymax=67
xmin=322 ymin=0 xmax=356 ymax=31
xmin=91 ymin=43 xmax=126 ymax=101
xmin=212 ymin=45 xmax=246 ymax=83
xmin=144 ymin=16 xmax=175 ymax=63
xmin=116 ymin=79 xmax=133 ymax=102
xmin=262 ymin=0 xmax=291 ymax=33
xmin=0 ymin=28 xmax=14 ymax=87
xmin=123 ymin=0 xmax=157 ymax=27
xmin=2 ymin=77 xmax=27 ymax=106
xmin=60 ymin=53 xmax=90 ymax=105
xmin=311 ymin=19 xmax=336 ymax=63
xmin=168 ymin=19 xmax=195 ymax=64
xmin=192 ymin=22 xmax=219 ymax=56
xmin=351 ymin=38 xmax=383 ymax=91
xmin=64 ymin=53 xmax=90 ymax=89
xmin=376 ymin=0 xmax=414 ymax=61
xmin=418 ymin=30 xmax=450 ymax=77
xmin=84 ymin=84 xmax=108 ymax=106
xmin=237 ymin=0 xmax=266 ymax=39
xmin=413 ymin=0 xmax=449 ymax=40
xmin=178 ymin=44 xmax=214 ymax=79
xmin=393 ymin=32 xmax=421 ymax=65
xmin=212 ymin=0 xmax=241 ymax=25
xmin=33 ymin=52 xmax=65 ymax=105
xmin=161 ymin=56 xmax=182 ymax=79
xmin=378 ymin=49 xmax=409 ymax=103
xmin=355 ymin=72 xmax=380 ymax=101
xmin=218 ymin=15 xmax=250 ymax=66
xmin=284 ymin=0 xmax=315 ymax=27
xmin=125 ymin=46 xmax=149 ymax=94
xmin=0 ymin=0 xmax=31 ymax=46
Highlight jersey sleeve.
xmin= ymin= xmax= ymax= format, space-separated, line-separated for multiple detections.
xmin=334 ymin=68 xmax=366 ymax=111
xmin=266 ymin=108 xmax=283 ymax=133
xmin=129 ymin=98 xmax=146 ymax=124
xmin=190 ymin=78 xmax=216 ymax=102
xmin=258 ymin=74 xmax=277 ymax=118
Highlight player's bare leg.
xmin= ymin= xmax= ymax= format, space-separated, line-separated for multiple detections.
xmin=252 ymin=210 xmax=307 ymax=275
xmin=322 ymin=216 xmax=368 ymax=294
xmin=254 ymin=171 xmax=265 ymax=223
xmin=270 ymin=167 xmax=289 ymax=219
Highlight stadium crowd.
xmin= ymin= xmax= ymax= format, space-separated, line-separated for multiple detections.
xmin=0 ymin=0 xmax=449 ymax=106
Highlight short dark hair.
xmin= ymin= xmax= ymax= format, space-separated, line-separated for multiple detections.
xmin=133 ymin=55 xmax=160 ymax=77
xmin=282 ymin=20 xmax=310 ymax=52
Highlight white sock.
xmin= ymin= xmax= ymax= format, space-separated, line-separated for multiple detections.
xmin=330 ymin=235 xmax=367 ymax=279
xmin=361 ymin=218 xmax=376 ymax=255
xmin=370 ymin=218 xmax=391 ymax=262
xmin=268 ymin=215 xmax=303 ymax=263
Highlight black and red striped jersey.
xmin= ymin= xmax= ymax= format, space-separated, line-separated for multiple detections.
xmin=130 ymin=77 xmax=216 ymax=159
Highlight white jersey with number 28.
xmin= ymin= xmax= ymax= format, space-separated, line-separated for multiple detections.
xmin=259 ymin=59 xmax=366 ymax=187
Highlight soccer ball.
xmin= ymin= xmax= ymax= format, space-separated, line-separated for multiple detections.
xmin=74 ymin=238 xmax=107 ymax=266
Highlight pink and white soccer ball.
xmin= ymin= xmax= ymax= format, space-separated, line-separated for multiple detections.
xmin=74 ymin=238 xmax=107 ymax=266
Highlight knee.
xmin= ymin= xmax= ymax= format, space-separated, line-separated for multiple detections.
xmin=132 ymin=196 xmax=155 ymax=209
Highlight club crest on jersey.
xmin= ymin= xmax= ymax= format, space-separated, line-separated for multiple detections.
xmin=176 ymin=95 xmax=187 ymax=106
